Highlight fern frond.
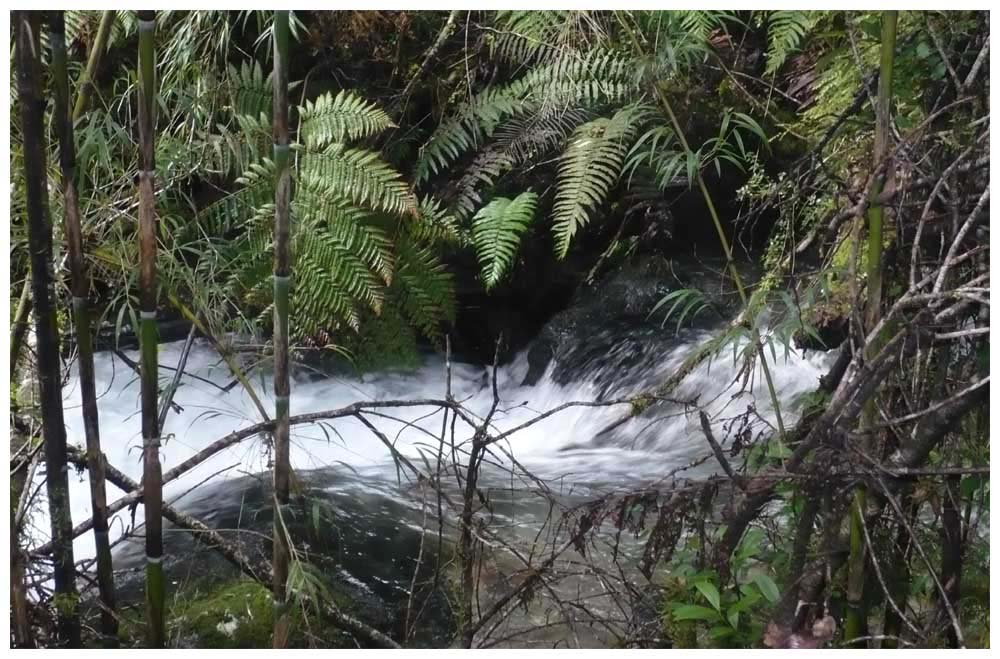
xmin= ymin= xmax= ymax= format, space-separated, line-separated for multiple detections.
xmin=676 ymin=10 xmax=734 ymax=42
xmin=414 ymin=88 xmax=531 ymax=184
xmin=471 ymin=191 xmax=538 ymax=290
xmin=552 ymin=105 xmax=646 ymax=258
xmin=293 ymin=186 xmax=396 ymax=284
xmin=416 ymin=49 xmax=634 ymax=186
xmin=200 ymin=112 xmax=272 ymax=176
xmin=521 ymin=50 xmax=636 ymax=110
xmin=764 ymin=11 xmax=815 ymax=75
xmin=293 ymin=252 xmax=362 ymax=333
xmin=300 ymin=144 xmax=416 ymax=216
xmin=227 ymin=60 xmax=272 ymax=119
xmin=299 ymin=90 xmax=394 ymax=149
xmin=449 ymin=108 xmax=589 ymax=219
xmin=195 ymin=159 xmax=276 ymax=236
xmin=297 ymin=230 xmax=386 ymax=314
xmin=408 ymin=197 xmax=467 ymax=246
xmin=392 ymin=239 xmax=456 ymax=338
xmin=491 ymin=10 xmax=572 ymax=65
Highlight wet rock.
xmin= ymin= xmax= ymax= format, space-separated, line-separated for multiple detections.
xmin=109 ymin=470 xmax=456 ymax=648
xmin=521 ymin=256 xmax=743 ymax=387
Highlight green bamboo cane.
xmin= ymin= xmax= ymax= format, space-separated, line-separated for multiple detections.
xmin=15 ymin=10 xmax=81 ymax=647
xmin=49 ymin=11 xmax=118 ymax=645
xmin=136 ymin=10 xmax=165 ymax=647
xmin=845 ymin=10 xmax=898 ymax=645
xmin=73 ymin=10 xmax=116 ymax=121
xmin=10 ymin=275 xmax=31 ymax=380
xmin=271 ymin=10 xmax=294 ymax=649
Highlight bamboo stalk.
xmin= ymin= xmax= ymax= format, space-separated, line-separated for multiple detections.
xmin=10 ymin=10 xmax=116 ymax=381
xmin=271 ymin=9 xmax=293 ymax=649
xmin=10 ymin=424 xmax=36 ymax=648
xmin=845 ymin=10 xmax=897 ymax=645
xmin=49 ymin=11 xmax=118 ymax=645
xmin=72 ymin=10 xmax=116 ymax=121
xmin=135 ymin=9 xmax=165 ymax=648
xmin=9 ymin=277 xmax=32 ymax=380
xmin=15 ymin=10 xmax=81 ymax=647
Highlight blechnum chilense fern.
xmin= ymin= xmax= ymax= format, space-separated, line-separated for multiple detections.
xmin=196 ymin=64 xmax=458 ymax=346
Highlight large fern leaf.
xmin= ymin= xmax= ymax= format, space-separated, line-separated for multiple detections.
xmin=408 ymin=197 xmax=467 ymax=246
xmin=471 ymin=191 xmax=538 ymax=290
xmin=415 ymin=50 xmax=634 ymax=187
xmin=301 ymin=144 xmax=416 ymax=216
xmin=552 ymin=105 xmax=645 ymax=258
xmin=449 ymin=108 xmax=589 ymax=220
xmin=764 ymin=11 xmax=815 ymax=75
xmin=294 ymin=185 xmax=396 ymax=285
xmin=299 ymin=90 xmax=395 ymax=149
xmin=392 ymin=239 xmax=456 ymax=338
xmin=226 ymin=60 xmax=273 ymax=119
xmin=414 ymin=88 xmax=531 ymax=184
xmin=195 ymin=159 xmax=276 ymax=236
xmin=491 ymin=10 xmax=574 ymax=65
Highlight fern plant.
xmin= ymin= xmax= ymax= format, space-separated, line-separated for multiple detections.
xmin=417 ymin=10 xmax=771 ymax=287
xmin=195 ymin=65 xmax=456 ymax=345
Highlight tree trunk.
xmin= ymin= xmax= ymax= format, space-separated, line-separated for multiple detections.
xmin=844 ymin=9 xmax=898 ymax=645
xmin=271 ymin=9 xmax=294 ymax=649
xmin=136 ymin=10 xmax=165 ymax=647
xmin=15 ymin=10 xmax=81 ymax=647
xmin=49 ymin=11 xmax=118 ymax=645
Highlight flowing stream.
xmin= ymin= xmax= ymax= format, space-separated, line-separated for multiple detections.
xmin=31 ymin=264 xmax=836 ymax=646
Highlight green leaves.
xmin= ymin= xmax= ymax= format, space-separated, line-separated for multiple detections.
xmin=648 ymin=288 xmax=709 ymax=333
xmin=752 ymin=574 xmax=781 ymax=604
xmin=471 ymin=191 xmax=538 ymax=290
xmin=552 ymin=105 xmax=644 ymax=258
xmin=415 ymin=89 xmax=530 ymax=185
xmin=694 ymin=580 xmax=721 ymax=611
xmin=226 ymin=60 xmax=272 ymax=120
xmin=672 ymin=603 xmax=723 ymax=622
xmin=414 ymin=49 xmax=635 ymax=188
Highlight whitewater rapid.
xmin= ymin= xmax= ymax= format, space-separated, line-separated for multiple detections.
xmin=36 ymin=330 xmax=832 ymax=568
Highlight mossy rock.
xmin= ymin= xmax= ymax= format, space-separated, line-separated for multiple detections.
xmin=167 ymin=579 xmax=357 ymax=649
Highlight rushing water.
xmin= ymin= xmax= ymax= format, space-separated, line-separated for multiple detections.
xmin=30 ymin=278 xmax=836 ymax=644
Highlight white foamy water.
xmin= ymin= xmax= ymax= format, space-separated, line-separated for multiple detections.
xmin=33 ymin=330 xmax=833 ymax=569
